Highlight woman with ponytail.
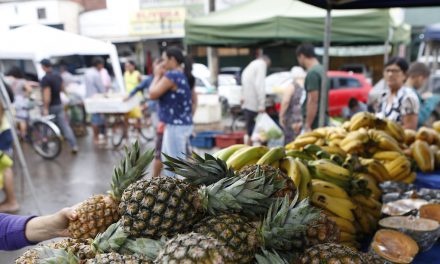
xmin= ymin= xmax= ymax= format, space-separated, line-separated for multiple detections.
xmin=149 ymin=46 xmax=195 ymax=177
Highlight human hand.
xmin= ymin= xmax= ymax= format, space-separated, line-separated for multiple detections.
xmin=43 ymin=109 xmax=49 ymax=116
xmin=292 ymin=122 xmax=302 ymax=134
xmin=25 ymin=206 xmax=78 ymax=242
xmin=154 ymin=62 xmax=165 ymax=77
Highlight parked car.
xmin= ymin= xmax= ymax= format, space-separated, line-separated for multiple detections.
xmin=265 ymin=70 xmax=372 ymax=117
xmin=220 ymin=66 xmax=242 ymax=85
xmin=339 ymin=63 xmax=372 ymax=84
xmin=218 ymin=74 xmax=242 ymax=106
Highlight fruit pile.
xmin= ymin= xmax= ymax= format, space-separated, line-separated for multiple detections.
xmin=17 ymin=141 xmax=386 ymax=264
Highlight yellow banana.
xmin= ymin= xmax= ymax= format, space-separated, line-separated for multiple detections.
xmin=340 ymin=232 xmax=357 ymax=242
xmin=384 ymin=156 xmax=411 ymax=179
xmin=280 ymin=157 xmax=301 ymax=188
xmin=340 ymin=139 xmax=364 ymax=153
xmin=311 ymin=179 xmax=350 ymax=199
xmin=401 ymin=172 xmax=417 ymax=184
xmin=328 ymin=215 xmax=356 ymax=234
xmin=385 ymin=119 xmax=405 ymax=142
xmin=270 ymin=160 xmax=280 ymax=169
xmin=349 ymin=112 xmax=375 ymax=131
xmin=413 ymin=140 xmax=435 ymax=172
xmin=242 ymin=158 xmax=260 ymax=167
xmin=433 ymin=121 xmax=440 ymax=133
xmin=226 ymin=146 xmax=269 ymax=170
xmin=353 ymin=207 xmax=372 ymax=234
xmin=321 ymin=146 xmax=346 ymax=158
xmin=372 ymin=151 xmax=404 ymax=162
xmin=296 ymin=131 xmax=324 ymax=140
xmin=226 ymin=146 xmax=251 ymax=162
xmin=286 ymin=136 xmax=318 ymax=150
xmin=311 ymin=192 xmax=355 ymax=221
xmin=257 ymin=146 xmax=285 ymax=165
xmin=404 ymin=129 xmax=416 ymax=146
xmin=310 ymin=159 xmax=351 ymax=181
xmin=360 ymin=158 xmax=388 ymax=182
xmin=295 ymin=159 xmax=311 ymax=201
xmin=416 ymin=127 xmax=436 ymax=145
xmin=214 ymin=144 xmax=247 ymax=161
xmin=354 ymin=173 xmax=381 ymax=200
xmin=352 ymin=195 xmax=381 ymax=211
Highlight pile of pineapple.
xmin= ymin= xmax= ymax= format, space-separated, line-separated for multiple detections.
xmin=16 ymin=140 xmax=388 ymax=264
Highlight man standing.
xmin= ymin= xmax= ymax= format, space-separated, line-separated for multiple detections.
xmin=40 ymin=59 xmax=78 ymax=153
xmin=296 ymin=43 xmax=327 ymax=131
xmin=84 ymin=57 xmax=107 ymax=145
xmin=241 ymin=55 xmax=271 ymax=144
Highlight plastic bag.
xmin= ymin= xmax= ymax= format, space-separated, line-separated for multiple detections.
xmin=251 ymin=113 xmax=283 ymax=143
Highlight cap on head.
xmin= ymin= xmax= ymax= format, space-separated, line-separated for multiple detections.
xmin=40 ymin=59 xmax=52 ymax=67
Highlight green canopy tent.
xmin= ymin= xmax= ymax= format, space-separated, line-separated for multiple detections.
xmin=184 ymin=0 xmax=409 ymax=46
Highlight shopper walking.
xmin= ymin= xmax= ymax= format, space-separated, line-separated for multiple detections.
xmin=296 ymin=43 xmax=328 ymax=131
xmin=40 ymin=59 xmax=78 ymax=153
xmin=241 ymin=55 xmax=271 ymax=144
xmin=149 ymin=47 xmax=195 ymax=178
xmin=85 ymin=57 xmax=107 ymax=145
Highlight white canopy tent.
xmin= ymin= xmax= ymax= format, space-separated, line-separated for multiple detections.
xmin=0 ymin=24 xmax=125 ymax=92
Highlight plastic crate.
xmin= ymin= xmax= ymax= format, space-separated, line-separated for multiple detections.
xmin=215 ymin=131 xmax=246 ymax=148
xmin=190 ymin=131 xmax=224 ymax=148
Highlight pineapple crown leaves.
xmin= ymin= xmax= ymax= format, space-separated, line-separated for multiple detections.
xmin=162 ymin=152 xmax=235 ymax=186
xmin=198 ymin=173 xmax=282 ymax=217
xmin=261 ymin=197 xmax=322 ymax=251
xmin=110 ymin=141 xmax=155 ymax=200
xmin=255 ymin=248 xmax=290 ymax=264
xmin=92 ymin=221 xmax=129 ymax=254
xmin=120 ymin=237 xmax=166 ymax=261
xmin=38 ymin=247 xmax=79 ymax=264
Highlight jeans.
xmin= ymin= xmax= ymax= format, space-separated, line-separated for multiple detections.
xmin=49 ymin=104 xmax=77 ymax=148
xmin=161 ymin=124 xmax=193 ymax=177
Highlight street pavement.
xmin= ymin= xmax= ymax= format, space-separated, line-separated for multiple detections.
xmin=1 ymin=131 xmax=155 ymax=262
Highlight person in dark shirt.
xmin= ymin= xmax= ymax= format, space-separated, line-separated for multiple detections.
xmin=40 ymin=59 xmax=78 ymax=153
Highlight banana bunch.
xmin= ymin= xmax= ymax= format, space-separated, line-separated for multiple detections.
xmin=280 ymin=157 xmax=311 ymax=201
xmin=433 ymin=120 xmax=440 ymax=133
xmin=404 ymin=129 xmax=416 ymax=146
xmin=372 ymin=151 xmax=416 ymax=183
xmin=416 ymin=127 xmax=440 ymax=146
xmin=348 ymin=112 xmax=377 ymax=131
xmin=412 ymin=140 xmax=435 ymax=172
xmin=340 ymin=128 xmax=369 ymax=153
xmin=384 ymin=119 xmax=405 ymax=142
xmin=285 ymin=131 xmax=324 ymax=150
xmin=368 ymin=129 xmax=403 ymax=153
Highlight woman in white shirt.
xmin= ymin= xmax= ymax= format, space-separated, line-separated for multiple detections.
xmin=377 ymin=57 xmax=419 ymax=130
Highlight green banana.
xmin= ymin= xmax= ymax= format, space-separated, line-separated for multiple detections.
xmin=285 ymin=150 xmax=314 ymax=160
xmin=257 ymin=146 xmax=285 ymax=165
xmin=226 ymin=146 xmax=269 ymax=170
xmin=214 ymin=144 xmax=247 ymax=161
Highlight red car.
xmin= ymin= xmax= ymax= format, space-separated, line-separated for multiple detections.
xmin=327 ymin=71 xmax=372 ymax=116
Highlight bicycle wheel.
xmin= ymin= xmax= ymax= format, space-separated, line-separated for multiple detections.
xmin=139 ymin=108 xmax=155 ymax=141
xmin=30 ymin=121 xmax=62 ymax=160
xmin=111 ymin=116 xmax=125 ymax=147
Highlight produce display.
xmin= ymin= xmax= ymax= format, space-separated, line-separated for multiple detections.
xmin=15 ymin=112 xmax=440 ymax=263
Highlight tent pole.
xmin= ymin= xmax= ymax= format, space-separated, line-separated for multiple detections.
xmin=0 ymin=75 xmax=42 ymax=215
xmin=319 ymin=7 xmax=332 ymax=127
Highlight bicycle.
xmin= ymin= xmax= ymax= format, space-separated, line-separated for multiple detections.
xmin=109 ymin=99 xmax=155 ymax=148
xmin=23 ymin=100 xmax=63 ymax=159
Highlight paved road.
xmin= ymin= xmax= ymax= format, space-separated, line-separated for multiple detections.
xmin=1 ymin=131 xmax=155 ymax=262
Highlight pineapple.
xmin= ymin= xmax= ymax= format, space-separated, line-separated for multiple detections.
xmin=15 ymin=239 xmax=94 ymax=264
xmin=85 ymin=252 xmax=152 ymax=264
xmin=119 ymin=172 xmax=281 ymax=239
xmin=238 ymin=164 xmax=296 ymax=200
xmin=298 ymin=243 xmax=365 ymax=264
xmin=192 ymin=198 xmax=340 ymax=263
xmin=68 ymin=142 xmax=154 ymax=239
xmin=155 ymin=232 xmax=236 ymax=263
xmin=164 ymin=153 xmax=296 ymax=200
xmin=192 ymin=214 xmax=260 ymax=263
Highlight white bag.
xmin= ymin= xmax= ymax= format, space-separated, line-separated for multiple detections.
xmin=251 ymin=113 xmax=283 ymax=143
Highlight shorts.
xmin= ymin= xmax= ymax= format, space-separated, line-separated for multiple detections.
xmin=128 ymin=106 xmax=142 ymax=119
xmin=0 ymin=129 xmax=13 ymax=154
xmin=161 ymin=124 xmax=193 ymax=177
xmin=91 ymin=114 xmax=105 ymax=126
xmin=243 ymin=109 xmax=258 ymax=136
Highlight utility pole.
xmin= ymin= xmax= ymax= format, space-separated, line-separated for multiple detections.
xmin=207 ymin=0 xmax=219 ymax=86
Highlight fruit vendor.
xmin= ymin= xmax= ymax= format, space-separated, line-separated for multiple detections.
xmin=0 ymin=207 xmax=76 ymax=250
xmin=376 ymin=57 xmax=420 ymax=130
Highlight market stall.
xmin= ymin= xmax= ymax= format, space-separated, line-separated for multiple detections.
xmin=0 ymin=24 xmax=125 ymax=92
